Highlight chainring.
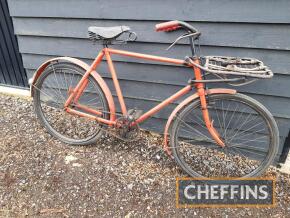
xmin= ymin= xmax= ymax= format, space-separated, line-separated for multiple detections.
xmin=113 ymin=117 xmax=140 ymax=142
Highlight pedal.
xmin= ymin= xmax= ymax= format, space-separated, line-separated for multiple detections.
xmin=127 ymin=108 xmax=143 ymax=121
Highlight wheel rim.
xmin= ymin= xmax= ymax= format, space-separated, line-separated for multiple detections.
xmin=172 ymin=95 xmax=275 ymax=178
xmin=35 ymin=64 xmax=107 ymax=143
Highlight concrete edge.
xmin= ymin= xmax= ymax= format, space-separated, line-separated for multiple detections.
xmin=0 ymin=85 xmax=30 ymax=98
xmin=279 ymin=155 xmax=290 ymax=174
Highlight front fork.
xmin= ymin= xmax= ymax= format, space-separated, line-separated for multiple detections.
xmin=197 ymin=86 xmax=225 ymax=147
xmin=192 ymin=58 xmax=225 ymax=147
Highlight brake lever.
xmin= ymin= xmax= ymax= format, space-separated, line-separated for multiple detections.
xmin=166 ymin=32 xmax=200 ymax=50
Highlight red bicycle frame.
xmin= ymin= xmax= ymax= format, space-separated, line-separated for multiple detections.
xmin=63 ymin=47 xmax=225 ymax=147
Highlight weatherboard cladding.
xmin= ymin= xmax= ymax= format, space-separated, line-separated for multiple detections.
xmin=7 ymin=0 xmax=290 ymax=157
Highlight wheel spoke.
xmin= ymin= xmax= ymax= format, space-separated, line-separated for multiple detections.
xmin=34 ymin=63 xmax=108 ymax=143
xmin=171 ymin=94 xmax=276 ymax=178
xmin=176 ymin=116 xmax=216 ymax=144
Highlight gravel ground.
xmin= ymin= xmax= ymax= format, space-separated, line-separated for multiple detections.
xmin=0 ymin=93 xmax=290 ymax=217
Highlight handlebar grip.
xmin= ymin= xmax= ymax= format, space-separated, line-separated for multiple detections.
xmin=155 ymin=21 xmax=181 ymax=32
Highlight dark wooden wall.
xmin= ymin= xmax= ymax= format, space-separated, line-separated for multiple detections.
xmin=0 ymin=0 xmax=27 ymax=87
xmin=7 ymin=0 xmax=290 ymax=159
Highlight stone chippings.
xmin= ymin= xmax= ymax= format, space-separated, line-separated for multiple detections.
xmin=0 ymin=94 xmax=290 ymax=217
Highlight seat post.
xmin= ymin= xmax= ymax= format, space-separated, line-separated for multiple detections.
xmin=189 ymin=36 xmax=196 ymax=57
xmin=102 ymin=39 xmax=110 ymax=48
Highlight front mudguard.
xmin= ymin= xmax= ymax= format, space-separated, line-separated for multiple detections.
xmin=29 ymin=56 xmax=116 ymax=121
xmin=163 ymin=88 xmax=237 ymax=157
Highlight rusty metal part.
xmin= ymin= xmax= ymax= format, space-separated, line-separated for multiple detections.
xmin=186 ymin=56 xmax=273 ymax=78
xmin=114 ymin=116 xmax=140 ymax=142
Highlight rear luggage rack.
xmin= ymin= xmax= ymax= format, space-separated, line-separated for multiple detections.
xmin=187 ymin=56 xmax=273 ymax=79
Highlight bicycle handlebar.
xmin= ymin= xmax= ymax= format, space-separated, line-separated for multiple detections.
xmin=155 ymin=21 xmax=181 ymax=32
xmin=156 ymin=20 xmax=201 ymax=55
xmin=155 ymin=20 xmax=199 ymax=34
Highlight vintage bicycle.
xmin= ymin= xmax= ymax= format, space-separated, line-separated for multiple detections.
xmin=30 ymin=20 xmax=279 ymax=178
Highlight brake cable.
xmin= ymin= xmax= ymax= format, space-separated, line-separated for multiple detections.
xmin=166 ymin=32 xmax=201 ymax=50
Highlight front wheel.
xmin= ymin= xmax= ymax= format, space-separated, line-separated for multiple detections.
xmin=170 ymin=93 xmax=279 ymax=178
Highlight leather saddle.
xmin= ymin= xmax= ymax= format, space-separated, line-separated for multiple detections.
xmin=88 ymin=26 xmax=131 ymax=41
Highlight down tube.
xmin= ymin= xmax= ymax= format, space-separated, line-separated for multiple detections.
xmin=135 ymin=85 xmax=192 ymax=124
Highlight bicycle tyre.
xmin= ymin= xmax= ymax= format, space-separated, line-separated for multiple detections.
xmin=170 ymin=93 xmax=279 ymax=178
xmin=33 ymin=62 xmax=109 ymax=145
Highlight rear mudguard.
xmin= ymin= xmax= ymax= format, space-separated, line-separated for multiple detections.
xmin=163 ymin=88 xmax=237 ymax=157
xmin=29 ymin=57 xmax=116 ymax=121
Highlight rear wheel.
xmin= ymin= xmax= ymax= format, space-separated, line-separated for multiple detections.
xmin=33 ymin=62 xmax=109 ymax=145
xmin=170 ymin=93 xmax=279 ymax=178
